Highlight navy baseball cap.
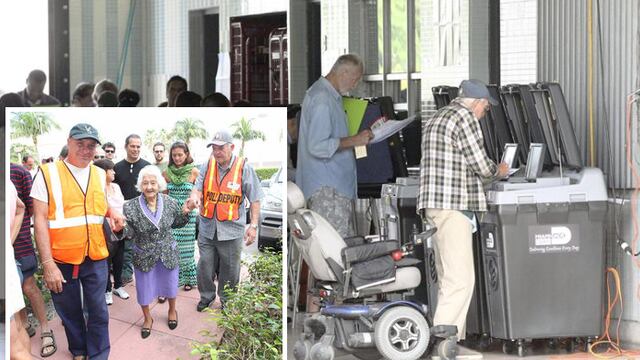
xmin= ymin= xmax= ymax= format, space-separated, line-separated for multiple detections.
xmin=459 ymin=79 xmax=499 ymax=106
xmin=69 ymin=123 xmax=101 ymax=144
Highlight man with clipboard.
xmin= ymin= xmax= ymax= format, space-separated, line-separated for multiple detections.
xmin=296 ymin=54 xmax=373 ymax=238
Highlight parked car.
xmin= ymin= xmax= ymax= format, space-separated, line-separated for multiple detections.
xmin=258 ymin=167 xmax=283 ymax=252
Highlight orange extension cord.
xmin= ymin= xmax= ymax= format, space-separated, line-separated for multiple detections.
xmin=549 ymin=268 xmax=640 ymax=360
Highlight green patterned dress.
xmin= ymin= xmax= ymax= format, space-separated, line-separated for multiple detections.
xmin=167 ymin=181 xmax=197 ymax=287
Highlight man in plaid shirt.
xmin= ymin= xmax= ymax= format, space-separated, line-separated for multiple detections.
xmin=418 ymin=79 xmax=508 ymax=341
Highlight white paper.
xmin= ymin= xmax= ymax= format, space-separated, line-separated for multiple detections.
xmin=370 ymin=115 xmax=418 ymax=144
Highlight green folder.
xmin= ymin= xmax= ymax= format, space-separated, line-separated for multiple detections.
xmin=343 ymin=97 xmax=368 ymax=136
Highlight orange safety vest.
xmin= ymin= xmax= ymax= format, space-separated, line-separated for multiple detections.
xmin=200 ymin=156 xmax=245 ymax=221
xmin=41 ymin=161 xmax=109 ymax=265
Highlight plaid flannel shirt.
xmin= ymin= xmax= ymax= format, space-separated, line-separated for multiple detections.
xmin=418 ymin=99 xmax=498 ymax=212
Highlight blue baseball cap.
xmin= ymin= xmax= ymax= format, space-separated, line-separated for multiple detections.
xmin=459 ymin=79 xmax=499 ymax=106
xmin=69 ymin=123 xmax=101 ymax=144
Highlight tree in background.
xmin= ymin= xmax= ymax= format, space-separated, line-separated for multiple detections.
xmin=144 ymin=128 xmax=174 ymax=150
xmin=172 ymin=118 xmax=208 ymax=147
xmin=231 ymin=117 xmax=265 ymax=158
xmin=10 ymin=143 xmax=38 ymax=164
xmin=10 ymin=112 xmax=60 ymax=159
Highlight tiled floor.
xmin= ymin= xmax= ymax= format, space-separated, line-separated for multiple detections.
xmin=28 ymin=278 xmax=222 ymax=360
xmin=26 ymin=238 xmax=261 ymax=360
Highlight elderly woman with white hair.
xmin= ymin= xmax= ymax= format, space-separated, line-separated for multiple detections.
xmin=116 ymin=165 xmax=191 ymax=338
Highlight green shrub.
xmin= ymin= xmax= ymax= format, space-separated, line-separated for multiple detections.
xmin=255 ymin=168 xmax=278 ymax=181
xmin=191 ymin=251 xmax=282 ymax=360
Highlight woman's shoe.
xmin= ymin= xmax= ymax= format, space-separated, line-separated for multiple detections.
xmin=168 ymin=311 xmax=178 ymax=330
xmin=141 ymin=319 xmax=153 ymax=339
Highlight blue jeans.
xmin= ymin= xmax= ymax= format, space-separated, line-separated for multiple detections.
xmin=51 ymin=259 xmax=110 ymax=359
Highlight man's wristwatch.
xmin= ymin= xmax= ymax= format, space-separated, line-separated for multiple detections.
xmin=250 ymin=223 xmax=258 ymax=230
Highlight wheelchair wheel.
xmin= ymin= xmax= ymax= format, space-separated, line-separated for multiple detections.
xmin=374 ymin=306 xmax=430 ymax=360
xmin=437 ymin=338 xmax=458 ymax=360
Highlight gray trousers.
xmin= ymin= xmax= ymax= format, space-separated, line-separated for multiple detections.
xmin=197 ymin=231 xmax=243 ymax=304
xmin=308 ymin=186 xmax=356 ymax=238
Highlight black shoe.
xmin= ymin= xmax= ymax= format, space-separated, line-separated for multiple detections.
xmin=141 ymin=319 xmax=153 ymax=339
xmin=168 ymin=311 xmax=178 ymax=330
xmin=196 ymin=300 xmax=212 ymax=312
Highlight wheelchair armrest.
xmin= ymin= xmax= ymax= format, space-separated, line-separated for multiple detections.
xmin=395 ymin=257 xmax=422 ymax=267
xmin=341 ymin=241 xmax=399 ymax=265
xmin=343 ymin=236 xmax=366 ymax=247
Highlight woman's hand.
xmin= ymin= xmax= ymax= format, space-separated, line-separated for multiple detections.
xmin=109 ymin=210 xmax=126 ymax=232
xmin=185 ymin=197 xmax=200 ymax=211
xmin=182 ymin=202 xmax=192 ymax=214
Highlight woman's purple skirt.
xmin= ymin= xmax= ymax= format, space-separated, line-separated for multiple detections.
xmin=135 ymin=260 xmax=178 ymax=306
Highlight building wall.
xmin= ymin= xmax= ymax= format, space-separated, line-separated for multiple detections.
xmin=606 ymin=197 xmax=640 ymax=346
xmin=320 ymin=0 xmax=350 ymax=75
xmin=68 ymin=0 xmax=287 ymax=106
xmin=538 ymin=0 xmax=639 ymax=189
xmin=419 ymin=0 xmax=471 ymax=117
xmin=500 ymin=0 xmax=536 ymax=84
xmin=288 ymin=0 xmax=309 ymax=104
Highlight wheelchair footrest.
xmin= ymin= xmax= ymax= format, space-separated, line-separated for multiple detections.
xmin=431 ymin=324 xmax=458 ymax=338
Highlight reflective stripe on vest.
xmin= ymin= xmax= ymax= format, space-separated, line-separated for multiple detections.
xmin=42 ymin=161 xmax=108 ymax=264
xmin=200 ymin=156 xmax=245 ymax=221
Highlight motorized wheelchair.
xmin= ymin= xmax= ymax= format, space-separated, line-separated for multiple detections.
xmin=287 ymin=182 xmax=458 ymax=360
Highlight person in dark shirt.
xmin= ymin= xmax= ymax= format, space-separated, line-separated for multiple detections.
xmin=17 ymin=70 xmax=61 ymax=107
xmin=10 ymin=163 xmax=56 ymax=357
xmin=113 ymin=134 xmax=151 ymax=286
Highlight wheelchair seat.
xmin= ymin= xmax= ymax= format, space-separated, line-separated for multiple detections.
xmin=287 ymin=181 xmax=421 ymax=298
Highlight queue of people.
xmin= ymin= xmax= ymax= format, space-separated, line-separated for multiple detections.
xmin=1 ymin=69 xmax=249 ymax=110
xmin=5 ymin=121 xmax=264 ymax=359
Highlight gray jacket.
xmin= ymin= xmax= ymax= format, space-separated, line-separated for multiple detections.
xmin=121 ymin=194 xmax=189 ymax=272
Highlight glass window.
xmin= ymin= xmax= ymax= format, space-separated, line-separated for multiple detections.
xmin=363 ymin=0 xmax=422 ymax=115
xmin=415 ymin=1 xmax=421 ymax=72
xmin=377 ymin=0 xmax=384 ymax=74
xmin=390 ymin=0 xmax=407 ymax=73
xmin=436 ymin=0 xmax=462 ymax=67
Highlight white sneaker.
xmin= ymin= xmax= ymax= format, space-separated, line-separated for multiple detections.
xmin=105 ymin=291 xmax=113 ymax=305
xmin=113 ymin=287 xmax=130 ymax=299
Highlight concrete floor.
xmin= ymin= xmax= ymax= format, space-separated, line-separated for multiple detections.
xmin=287 ymin=312 xmax=598 ymax=360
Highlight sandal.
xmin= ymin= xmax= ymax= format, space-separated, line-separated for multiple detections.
xmin=141 ymin=319 xmax=154 ymax=339
xmin=40 ymin=330 xmax=57 ymax=357
xmin=183 ymin=284 xmax=192 ymax=291
xmin=25 ymin=323 xmax=36 ymax=338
